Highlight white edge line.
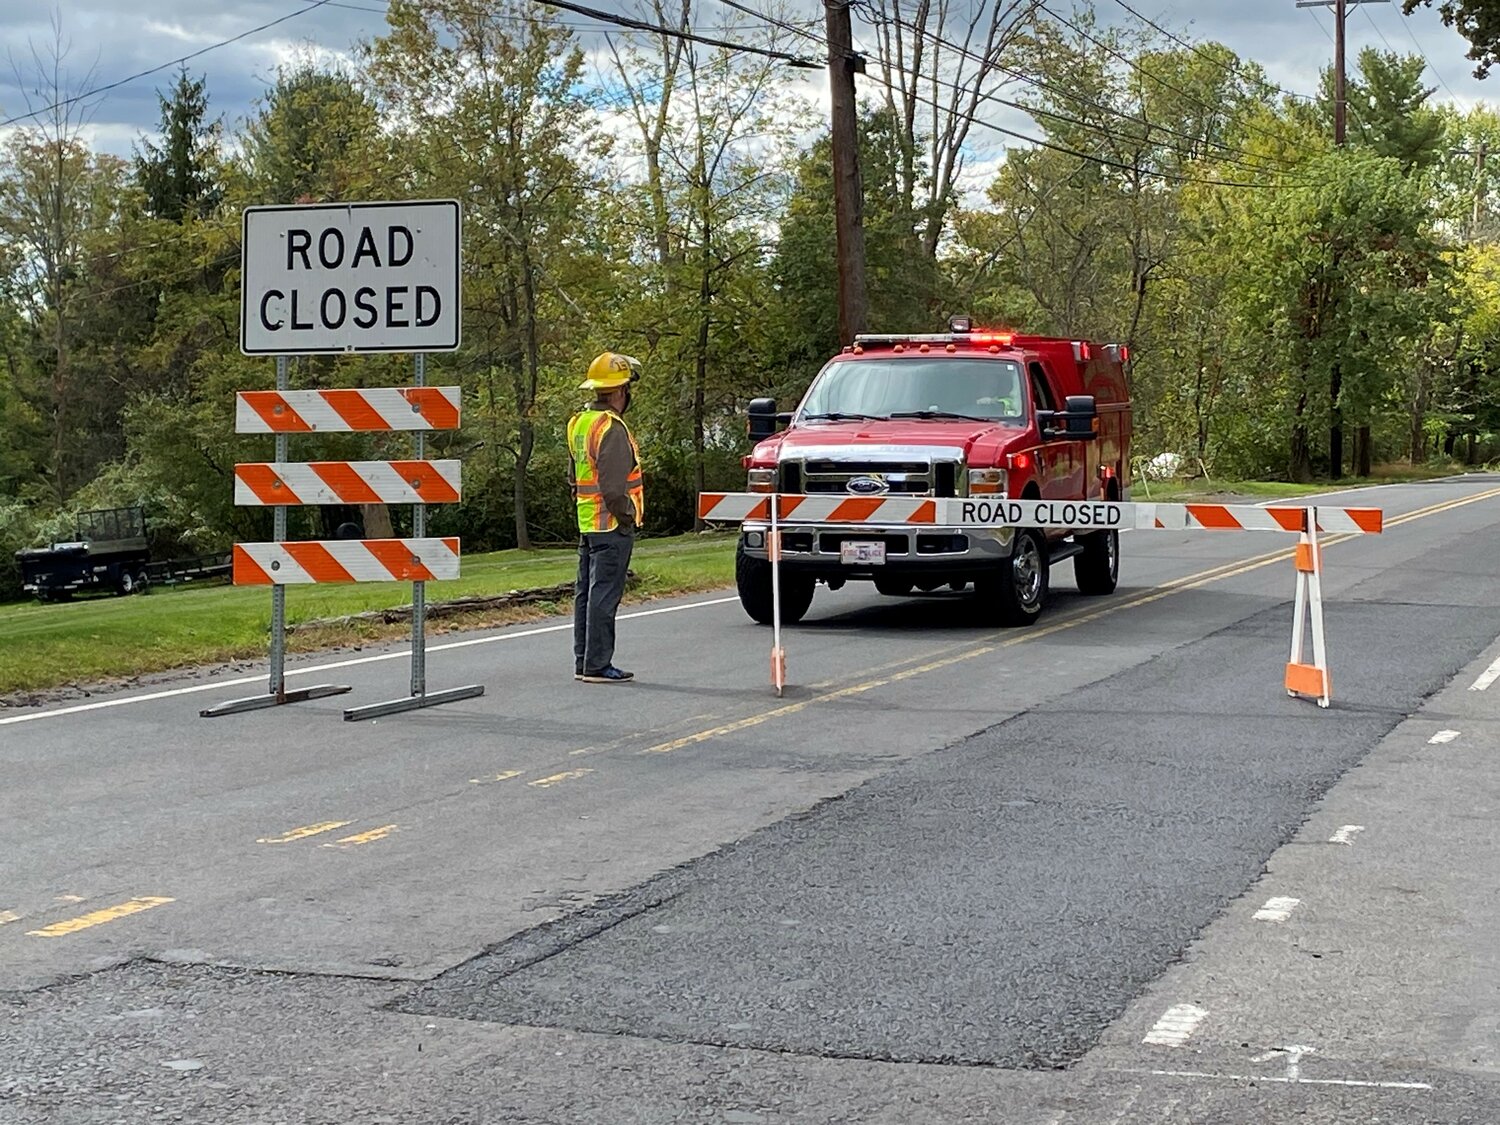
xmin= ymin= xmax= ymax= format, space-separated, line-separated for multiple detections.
xmin=0 ymin=595 xmax=742 ymax=726
xmin=1427 ymin=729 xmax=1461 ymax=745
xmin=1329 ymin=825 xmax=1364 ymax=845
xmin=1145 ymin=1070 xmax=1431 ymax=1091
xmin=1253 ymin=896 xmax=1301 ymax=922
xmin=1469 ymin=655 xmax=1500 ymax=692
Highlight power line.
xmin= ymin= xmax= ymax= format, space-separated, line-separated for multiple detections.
xmin=0 ymin=1 xmax=335 ymax=130
xmin=854 ymin=3 xmax=1307 ymax=174
xmin=530 ymin=0 xmax=822 ymax=67
xmin=1035 ymin=0 xmax=1322 ymax=161
xmin=1104 ymin=0 xmax=1316 ymax=103
xmin=1390 ymin=6 xmax=1461 ymax=101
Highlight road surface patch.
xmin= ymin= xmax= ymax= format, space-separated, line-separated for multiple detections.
xmin=26 ymin=896 xmax=174 ymax=938
xmin=256 ymin=821 xmax=352 ymax=844
xmin=1142 ymin=1004 xmax=1208 ymax=1046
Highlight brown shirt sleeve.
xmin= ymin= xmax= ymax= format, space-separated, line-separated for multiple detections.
xmin=595 ymin=418 xmax=638 ymax=531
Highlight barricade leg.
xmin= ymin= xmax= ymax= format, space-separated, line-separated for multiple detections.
xmin=770 ymin=493 xmax=786 ymax=697
xmin=202 ymin=353 xmax=350 ymax=718
xmin=1285 ymin=507 xmax=1331 ymax=708
xmin=345 ymin=352 xmax=484 ymax=722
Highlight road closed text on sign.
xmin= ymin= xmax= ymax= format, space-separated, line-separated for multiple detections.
xmin=942 ymin=499 xmax=1126 ymax=529
xmin=240 ymin=200 xmax=460 ymax=354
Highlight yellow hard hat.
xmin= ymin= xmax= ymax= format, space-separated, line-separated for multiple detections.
xmin=581 ymin=352 xmax=641 ymax=390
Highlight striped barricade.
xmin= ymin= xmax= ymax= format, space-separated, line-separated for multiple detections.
xmin=699 ymin=491 xmax=1384 ymax=707
xmin=236 ymin=387 xmax=462 ymax=433
xmin=233 ymin=538 xmax=461 ymax=585
xmin=234 ymin=460 xmax=462 ymax=506
xmin=697 ymin=493 xmax=1384 ymax=535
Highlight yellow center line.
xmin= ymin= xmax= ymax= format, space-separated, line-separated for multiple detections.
xmin=54 ymin=894 xmax=84 ymax=903
xmin=641 ymin=486 xmax=1500 ymax=755
xmin=0 ymin=910 xmax=21 ymax=926
xmin=256 ymin=820 xmax=352 ymax=845
xmin=469 ymin=770 xmax=523 ymax=784
xmin=322 ymin=824 xmax=398 ymax=848
xmin=528 ymin=768 xmax=594 ymax=788
xmin=26 ymin=896 xmax=174 ymax=938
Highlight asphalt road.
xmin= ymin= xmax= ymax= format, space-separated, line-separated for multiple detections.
xmin=4 ymin=474 xmax=1500 ymax=1123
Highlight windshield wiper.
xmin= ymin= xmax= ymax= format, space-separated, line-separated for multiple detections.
xmin=800 ymin=411 xmax=889 ymax=422
xmin=887 ymin=409 xmax=996 ymax=423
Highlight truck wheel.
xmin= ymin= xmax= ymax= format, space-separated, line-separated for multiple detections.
xmin=874 ymin=576 xmax=914 ymax=597
xmin=736 ymin=543 xmax=815 ymax=625
xmin=1074 ymin=529 xmax=1119 ymax=595
xmin=975 ymin=528 xmax=1048 ymax=626
xmin=118 ymin=570 xmax=137 ymax=595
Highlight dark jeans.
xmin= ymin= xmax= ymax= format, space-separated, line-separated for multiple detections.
xmin=574 ymin=529 xmax=634 ymax=673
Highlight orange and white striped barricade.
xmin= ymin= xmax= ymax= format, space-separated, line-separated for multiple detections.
xmin=201 ymin=368 xmax=484 ymax=720
xmin=697 ymin=493 xmax=1383 ymax=704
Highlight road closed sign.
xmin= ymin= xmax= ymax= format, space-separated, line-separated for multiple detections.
xmin=240 ymin=200 xmax=461 ymax=355
xmin=936 ymin=498 xmax=1127 ymax=529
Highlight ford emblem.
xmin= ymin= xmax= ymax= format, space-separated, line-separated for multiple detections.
xmin=846 ymin=475 xmax=889 ymax=496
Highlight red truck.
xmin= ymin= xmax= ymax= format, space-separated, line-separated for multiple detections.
xmin=735 ymin=320 xmax=1132 ymax=626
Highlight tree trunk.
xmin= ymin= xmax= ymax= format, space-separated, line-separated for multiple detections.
xmin=1355 ymin=423 xmax=1372 ymax=477
xmin=1290 ymin=380 xmax=1313 ymax=483
xmin=1328 ymin=363 xmax=1343 ymax=479
xmin=361 ymin=504 xmax=395 ymax=538
xmin=1409 ymin=367 xmax=1429 ymax=463
xmin=692 ymin=195 xmax=711 ymax=531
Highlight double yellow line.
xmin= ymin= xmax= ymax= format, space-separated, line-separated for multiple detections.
xmin=641 ymin=483 xmax=1500 ymax=755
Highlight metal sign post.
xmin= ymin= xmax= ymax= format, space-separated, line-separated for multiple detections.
xmin=344 ymin=352 xmax=483 ymax=722
xmin=201 ymin=353 xmax=352 ymax=718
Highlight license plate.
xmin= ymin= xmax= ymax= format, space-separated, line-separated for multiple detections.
xmin=840 ymin=540 xmax=886 ymax=565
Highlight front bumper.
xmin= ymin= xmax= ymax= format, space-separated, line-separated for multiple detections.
xmin=740 ymin=521 xmax=1016 ymax=577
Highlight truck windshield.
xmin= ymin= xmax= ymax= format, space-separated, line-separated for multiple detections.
xmin=798 ymin=358 xmax=1025 ymax=423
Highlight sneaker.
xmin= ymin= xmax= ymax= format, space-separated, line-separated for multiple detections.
xmin=580 ymin=666 xmax=634 ymax=683
xmin=574 ymin=666 xmax=583 ymax=680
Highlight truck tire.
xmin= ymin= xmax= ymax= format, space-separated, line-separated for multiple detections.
xmin=736 ymin=543 xmax=815 ymax=625
xmin=1073 ymin=528 xmax=1119 ymax=595
xmin=975 ymin=528 xmax=1048 ymax=626
xmin=874 ymin=576 xmax=914 ymax=597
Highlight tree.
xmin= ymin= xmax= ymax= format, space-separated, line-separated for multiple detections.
xmin=241 ymin=64 xmax=381 ymax=205
xmin=134 ymin=67 xmax=222 ymax=222
xmin=1403 ymin=0 xmax=1500 ymax=77
xmin=1313 ymin=48 xmax=1443 ymax=172
xmin=364 ymin=0 xmax=605 ymax=549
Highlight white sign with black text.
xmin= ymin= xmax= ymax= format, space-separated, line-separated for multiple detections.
xmin=240 ymin=200 xmax=461 ymax=355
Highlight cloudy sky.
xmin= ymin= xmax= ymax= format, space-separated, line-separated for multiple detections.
xmin=0 ymin=0 xmax=1492 ymax=161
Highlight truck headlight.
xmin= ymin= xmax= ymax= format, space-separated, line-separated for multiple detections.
xmin=968 ymin=468 xmax=1007 ymax=495
xmin=747 ymin=468 xmax=776 ymax=493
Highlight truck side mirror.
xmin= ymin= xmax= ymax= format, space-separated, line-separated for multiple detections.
xmin=1062 ymin=394 xmax=1098 ymax=439
xmin=748 ymin=397 xmax=780 ymax=441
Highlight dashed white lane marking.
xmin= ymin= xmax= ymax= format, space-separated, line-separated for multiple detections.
xmin=1470 ymin=654 xmax=1500 ymax=692
xmin=1142 ymin=1004 xmax=1209 ymax=1046
xmin=1329 ymin=825 xmax=1365 ymax=845
xmin=1428 ymin=729 xmax=1461 ymax=745
xmin=0 ymin=596 xmax=741 ymax=727
xmin=1253 ymin=896 xmax=1301 ymax=922
xmin=1142 ymin=1069 xmax=1432 ymax=1091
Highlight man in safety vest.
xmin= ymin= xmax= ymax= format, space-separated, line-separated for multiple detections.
xmin=568 ymin=352 xmax=645 ymax=683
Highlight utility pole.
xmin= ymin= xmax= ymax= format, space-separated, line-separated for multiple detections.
xmin=825 ymin=0 xmax=868 ymax=345
xmin=1456 ymin=140 xmax=1489 ymax=237
xmin=1297 ymin=0 xmax=1388 ymax=479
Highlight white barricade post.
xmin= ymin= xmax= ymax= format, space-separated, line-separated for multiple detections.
xmin=202 ymin=199 xmax=483 ymax=720
xmin=698 ymin=493 xmax=1383 ymax=703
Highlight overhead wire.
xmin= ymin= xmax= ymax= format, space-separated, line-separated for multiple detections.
xmin=0 ymin=0 xmax=335 ymax=130
xmin=1033 ymin=0 xmax=1323 ymax=161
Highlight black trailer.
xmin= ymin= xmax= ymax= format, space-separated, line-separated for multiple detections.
xmin=16 ymin=507 xmax=153 ymax=601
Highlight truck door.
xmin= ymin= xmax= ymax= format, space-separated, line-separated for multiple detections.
xmin=1027 ymin=361 xmax=1077 ymax=501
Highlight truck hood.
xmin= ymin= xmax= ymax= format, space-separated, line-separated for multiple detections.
xmin=767 ymin=419 xmax=1027 ymax=463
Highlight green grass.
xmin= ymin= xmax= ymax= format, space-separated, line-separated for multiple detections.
xmin=0 ymin=533 xmax=737 ymax=696
xmin=1137 ymin=462 xmax=1468 ymax=503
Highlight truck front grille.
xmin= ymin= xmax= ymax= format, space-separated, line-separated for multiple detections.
xmin=784 ymin=457 xmax=963 ymax=497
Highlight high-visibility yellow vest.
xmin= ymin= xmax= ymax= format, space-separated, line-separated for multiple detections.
xmin=568 ymin=408 xmax=644 ymax=534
